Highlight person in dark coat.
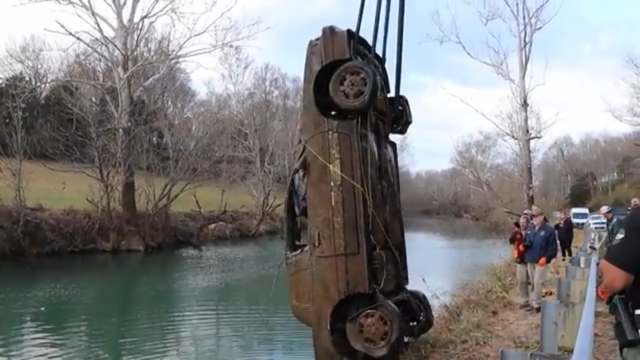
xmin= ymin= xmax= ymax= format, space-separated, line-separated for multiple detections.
xmin=599 ymin=202 xmax=640 ymax=360
xmin=554 ymin=210 xmax=574 ymax=261
xmin=523 ymin=208 xmax=558 ymax=313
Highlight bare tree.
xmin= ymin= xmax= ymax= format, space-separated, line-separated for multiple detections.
xmin=28 ymin=0 xmax=260 ymax=218
xmin=42 ymin=78 xmax=123 ymax=221
xmin=405 ymin=168 xmax=472 ymax=217
xmin=536 ymin=135 xmax=575 ymax=201
xmin=610 ymin=56 xmax=640 ymax=131
xmin=2 ymin=34 xmax=53 ymax=93
xmin=0 ymin=35 xmax=58 ymax=207
xmin=0 ymin=75 xmax=34 ymax=208
xmin=430 ymin=0 xmax=560 ymax=208
xmin=452 ymin=131 xmax=505 ymax=202
xmin=400 ymin=127 xmax=640 ymax=227
xmin=218 ymin=49 xmax=295 ymax=233
xmin=395 ymin=135 xmax=413 ymax=173
xmin=136 ymin=103 xmax=226 ymax=217
xmin=273 ymin=77 xmax=302 ymax=183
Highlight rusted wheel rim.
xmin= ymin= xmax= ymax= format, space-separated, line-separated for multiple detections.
xmin=338 ymin=70 xmax=368 ymax=102
xmin=346 ymin=308 xmax=393 ymax=349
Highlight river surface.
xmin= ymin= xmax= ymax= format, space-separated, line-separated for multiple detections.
xmin=0 ymin=218 xmax=507 ymax=360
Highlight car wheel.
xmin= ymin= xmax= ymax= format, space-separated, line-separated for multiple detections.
xmin=327 ymin=61 xmax=379 ymax=115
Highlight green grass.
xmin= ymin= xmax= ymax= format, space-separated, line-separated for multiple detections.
xmin=0 ymin=160 xmax=270 ymax=212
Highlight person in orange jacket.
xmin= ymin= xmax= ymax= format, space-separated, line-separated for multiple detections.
xmin=509 ymin=217 xmax=527 ymax=262
xmin=510 ymin=215 xmax=531 ymax=309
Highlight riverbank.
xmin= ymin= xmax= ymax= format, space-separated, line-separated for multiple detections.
xmin=406 ymin=208 xmax=517 ymax=234
xmin=408 ymin=200 xmax=563 ymax=234
xmin=0 ymin=160 xmax=286 ymax=257
xmin=405 ymin=231 xmax=616 ymax=360
xmin=0 ymin=205 xmax=283 ymax=257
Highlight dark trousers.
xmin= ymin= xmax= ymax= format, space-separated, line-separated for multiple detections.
xmin=559 ymin=238 xmax=572 ymax=258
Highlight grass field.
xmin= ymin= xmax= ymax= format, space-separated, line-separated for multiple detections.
xmin=0 ymin=160 xmax=269 ymax=211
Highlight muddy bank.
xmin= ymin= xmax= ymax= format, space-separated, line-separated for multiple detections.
xmin=403 ymin=231 xmax=615 ymax=360
xmin=403 ymin=250 xmax=560 ymax=359
xmin=412 ymin=203 xmax=563 ymax=234
xmin=0 ymin=205 xmax=283 ymax=258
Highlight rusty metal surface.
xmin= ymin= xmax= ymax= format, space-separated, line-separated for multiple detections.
xmin=284 ymin=25 xmax=428 ymax=360
xmin=345 ymin=305 xmax=400 ymax=358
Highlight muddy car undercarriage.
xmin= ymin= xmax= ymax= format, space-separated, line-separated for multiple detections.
xmin=284 ymin=1 xmax=433 ymax=359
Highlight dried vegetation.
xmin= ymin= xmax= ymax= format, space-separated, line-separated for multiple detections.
xmin=0 ymin=205 xmax=282 ymax=257
xmin=404 ymin=231 xmax=617 ymax=360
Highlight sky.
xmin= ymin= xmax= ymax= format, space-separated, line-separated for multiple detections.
xmin=0 ymin=0 xmax=639 ymax=170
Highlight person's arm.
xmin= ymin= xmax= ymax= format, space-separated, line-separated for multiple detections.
xmin=544 ymin=228 xmax=558 ymax=262
xmin=612 ymin=218 xmax=622 ymax=238
xmin=509 ymin=230 xmax=521 ymax=245
xmin=566 ymin=219 xmax=574 ymax=240
xmin=600 ymin=236 xmax=640 ymax=293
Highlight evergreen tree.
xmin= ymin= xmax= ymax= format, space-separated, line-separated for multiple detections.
xmin=567 ymin=172 xmax=592 ymax=207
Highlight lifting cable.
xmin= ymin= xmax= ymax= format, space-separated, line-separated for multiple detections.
xmin=354 ymin=0 xmax=366 ymax=37
xmin=351 ymin=0 xmax=409 ymax=288
xmin=394 ymin=0 xmax=405 ymax=97
xmin=371 ymin=0 xmax=383 ymax=52
xmin=381 ymin=0 xmax=391 ymax=63
xmin=353 ymin=0 xmax=406 ymax=97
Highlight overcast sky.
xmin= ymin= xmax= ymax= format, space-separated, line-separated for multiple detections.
xmin=0 ymin=0 xmax=637 ymax=170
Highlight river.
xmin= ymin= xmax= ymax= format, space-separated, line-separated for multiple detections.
xmin=0 ymin=218 xmax=507 ymax=360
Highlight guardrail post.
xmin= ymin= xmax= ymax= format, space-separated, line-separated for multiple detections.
xmin=540 ymin=299 xmax=560 ymax=353
xmin=556 ymin=256 xmax=590 ymax=350
xmin=566 ymin=265 xmax=590 ymax=281
xmin=570 ymin=255 xmax=591 ymax=268
xmin=499 ymin=229 xmax=599 ymax=359
xmin=499 ymin=349 xmax=530 ymax=360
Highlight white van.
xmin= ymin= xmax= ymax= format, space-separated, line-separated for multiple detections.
xmin=570 ymin=207 xmax=590 ymax=229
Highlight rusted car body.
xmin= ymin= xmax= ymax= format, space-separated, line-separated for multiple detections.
xmin=284 ymin=26 xmax=432 ymax=360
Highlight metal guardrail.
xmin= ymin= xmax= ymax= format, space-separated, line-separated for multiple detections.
xmin=570 ymin=236 xmax=599 ymax=360
xmin=499 ymin=226 xmax=605 ymax=360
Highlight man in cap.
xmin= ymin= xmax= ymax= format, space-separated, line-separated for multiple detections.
xmin=522 ymin=207 xmax=558 ymax=313
xmin=601 ymin=205 xmax=622 ymax=251
xmin=600 ymin=201 xmax=640 ymax=359
xmin=531 ymin=204 xmax=549 ymax=223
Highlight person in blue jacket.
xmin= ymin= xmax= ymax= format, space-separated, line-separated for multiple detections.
xmin=522 ymin=207 xmax=558 ymax=313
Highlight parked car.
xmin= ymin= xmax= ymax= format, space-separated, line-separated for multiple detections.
xmin=570 ymin=207 xmax=590 ymax=229
xmin=586 ymin=214 xmax=607 ymax=231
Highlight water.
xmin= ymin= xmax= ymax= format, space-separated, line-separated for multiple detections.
xmin=0 ymin=218 xmax=507 ymax=360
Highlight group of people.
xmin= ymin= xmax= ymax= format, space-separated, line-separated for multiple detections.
xmin=508 ymin=199 xmax=640 ymax=359
xmin=508 ymin=206 xmax=558 ymax=313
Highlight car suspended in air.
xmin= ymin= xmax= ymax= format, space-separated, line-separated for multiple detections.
xmin=283 ymin=1 xmax=433 ymax=359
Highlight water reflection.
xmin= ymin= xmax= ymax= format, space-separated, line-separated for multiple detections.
xmin=405 ymin=221 xmax=508 ymax=302
xmin=0 ymin=219 xmax=506 ymax=360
